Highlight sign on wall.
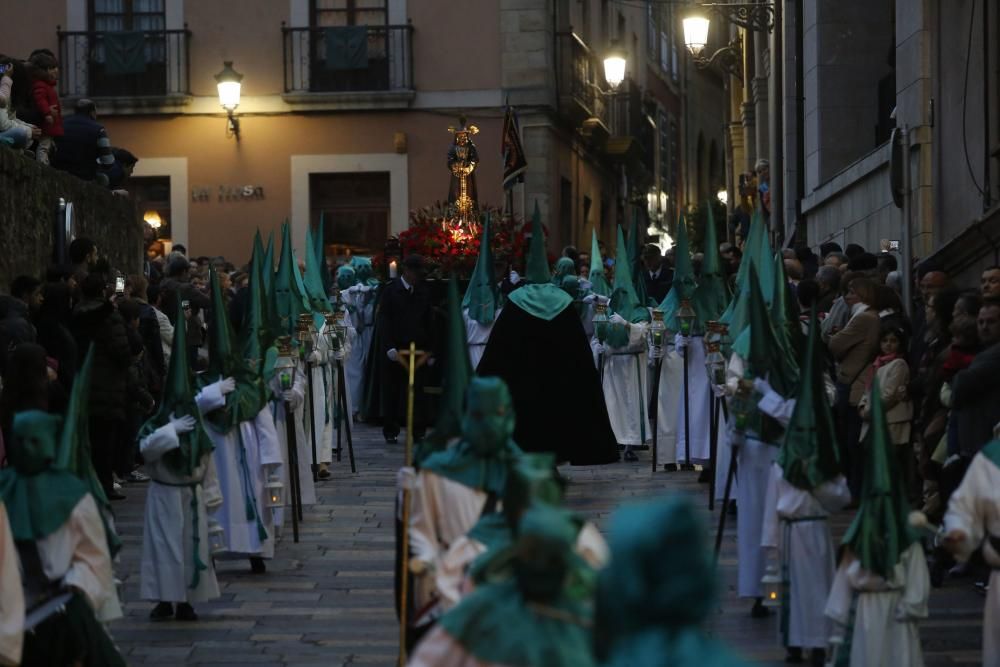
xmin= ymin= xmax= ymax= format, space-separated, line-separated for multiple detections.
xmin=192 ymin=185 xmax=265 ymax=202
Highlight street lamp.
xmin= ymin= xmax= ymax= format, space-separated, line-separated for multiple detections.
xmin=682 ymin=15 xmax=711 ymax=57
xmin=681 ymin=3 xmax=774 ymax=80
xmin=602 ymin=41 xmax=627 ymax=90
xmin=215 ymin=60 xmax=243 ymax=140
xmin=716 ymin=188 xmax=728 ymax=206
xmin=143 ymin=210 xmax=162 ymax=230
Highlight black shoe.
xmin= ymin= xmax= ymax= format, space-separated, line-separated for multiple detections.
xmin=809 ymin=649 xmax=826 ymax=667
xmin=149 ymin=602 xmax=174 ymax=621
xmin=108 ymin=491 xmax=127 ymax=501
xmin=623 ymin=449 xmax=638 ymax=462
xmin=250 ymin=557 xmax=267 ymax=574
xmin=698 ymin=468 xmax=712 ymax=483
xmin=750 ymin=598 xmax=771 ymax=618
xmin=785 ymin=647 xmax=803 ymax=663
xmin=175 ymin=602 xmax=198 ymax=621
xmin=663 ymin=463 xmax=678 ymax=472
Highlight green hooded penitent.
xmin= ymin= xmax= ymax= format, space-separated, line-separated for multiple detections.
xmin=203 ymin=267 xmax=268 ymax=432
xmin=420 ymin=376 xmax=523 ymax=495
xmin=303 ymin=224 xmax=332 ymax=329
xmin=777 ymin=308 xmax=841 ymax=490
xmin=350 ymin=256 xmax=379 ymax=286
xmin=139 ymin=298 xmax=216 ymax=478
xmin=552 ymin=257 xmax=576 ymax=284
xmin=314 ymin=213 xmax=333 ymax=295
xmin=658 ymin=213 xmax=699 ymax=333
xmin=262 ymin=229 xmax=276 ymax=294
xmin=732 ymin=264 xmax=798 ymax=397
xmin=440 ymin=505 xmax=596 ymax=667
xmin=607 ymin=225 xmax=650 ymax=349
xmin=841 ymin=376 xmax=916 ymax=579
xmin=589 ymin=229 xmax=612 ymax=298
xmin=0 ymin=411 xmax=88 ymax=543
xmin=508 ymin=204 xmax=572 ymax=321
xmin=719 ymin=209 xmax=766 ymax=340
xmin=462 ymin=212 xmax=499 ymax=325
xmin=595 ymin=497 xmax=743 ymax=667
xmin=273 ymin=222 xmax=309 ymax=337
xmin=626 ymin=209 xmax=649 ymax=307
xmin=242 ymin=237 xmax=276 ymax=378
xmin=417 ymin=276 xmax=474 ymax=464
xmin=692 ymin=202 xmax=730 ymax=325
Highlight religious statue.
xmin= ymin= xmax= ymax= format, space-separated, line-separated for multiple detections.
xmin=447 ymin=117 xmax=479 ymax=222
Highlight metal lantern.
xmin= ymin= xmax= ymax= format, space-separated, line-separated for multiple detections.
xmin=647 ymin=309 xmax=666 ymax=359
xmin=677 ymin=298 xmax=696 ymax=336
xmin=705 ymin=342 xmax=727 ymax=386
xmin=760 ymin=564 xmax=782 ymax=608
xmin=265 ymin=473 xmax=284 ymax=509
xmin=275 ymin=336 xmax=297 ymax=391
xmin=324 ymin=312 xmax=347 ymax=361
xmin=592 ymin=302 xmax=610 ymax=344
xmin=207 ymin=518 xmax=226 ymax=555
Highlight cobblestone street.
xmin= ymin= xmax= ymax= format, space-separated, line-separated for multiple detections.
xmin=111 ymin=424 xmax=984 ymax=666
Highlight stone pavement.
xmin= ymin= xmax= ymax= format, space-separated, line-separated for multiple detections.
xmin=109 ymin=424 xmax=984 ymax=665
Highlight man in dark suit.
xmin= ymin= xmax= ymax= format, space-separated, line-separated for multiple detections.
xmin=641 ymin=244 xmax=673 ymax=305
xmin=379 ymin=254 xmax=434 ymax=443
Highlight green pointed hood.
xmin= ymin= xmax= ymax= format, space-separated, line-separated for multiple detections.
xmin=252 ymin=229 xmax=266 ymax=278
xmin=626 ymin=210 xmax=649 ymax=307
xmin=463 ymin=213 xmax=499 ymax=325
xmin=314 ymin=213 xmax=333 ymax=294
xmin=771 ymin=251 xmax=805 ymax=359
xmin=418 ymin=276 xmax=475 ymax=464
xmin=274 ymin=222 xmax=309 ymax=337
xmin=692 ymin=202 xmax=730 ymax=325
xmin=750 ymin=212 xmax=776 ymax=308
xmin=732 ymin=264 xmax=798 ymax=398
xmin=658 ymin=213 xmax=699 ymax=333
xmin=303 ymin=223 xmax=332 ymax=329
xmin=778 ymin=308 xmax=841 ymax=490
xmin=262 ymin=229 xmax=276 ymax=294
xmin=0 ymin=410 xmax=88 ymax=542
xmin=842 ymin=375 xmax=917 ymax=578
xmin=719 ymin=210 xmax=765 ymax=339
xmin=242 ymin=240 xmax=276 ymax=379
xmin=610 ymin=225 xmax=650 ymax=324
xmin=524 ymin=201 xmax=551 ymax=284
xmin=139 ymin=297 xmax=215 ymax=477
xmin=204 ymin=267 xmax=267 ymax=430
xmin=350 ymin=256 xmax=379 ymax=287
xmin=588 ymin=229 xmax=612 ymax=297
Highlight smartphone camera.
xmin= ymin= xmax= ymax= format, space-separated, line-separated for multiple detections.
xmin=115 ymin=276 xmax=125 ymax=294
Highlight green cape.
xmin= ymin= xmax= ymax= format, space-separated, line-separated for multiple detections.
xmin=777 ymin=308 xmax=841 ymax=490
xmin=658 ymin=213 xmax=699 ymax=334
xmin=0 ymin=410 xmax=88 ymax=542
xmin=140 ymin=297 xmax=216 ymax=477
xmin=417 ymin=277 xmax=474 ymax=463
xmin=588 ymin=229 xmax=612 ymax=298
xmin=202 ymin=267 xmax=268 ymax=431
xmin=841 ymin=375 xmax=917 ymax=578
xmin=507 ymin=284 xmax=573 ymax=321
xmin=462 ymin=212 xmax=499 ymax=325
xmin=524 ymin=201 xmax=551 ymax=284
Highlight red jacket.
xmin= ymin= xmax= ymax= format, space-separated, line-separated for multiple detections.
xmin=31 ymin=78 xmax=63 ymax=136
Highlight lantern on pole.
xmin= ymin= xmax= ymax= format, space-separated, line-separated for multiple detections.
xmin=265 ymin=473 xmax=284 ymax=510
xmin=677 ymin=298 xmax=696 ymax=336
xmin=647 ymin=309 xmax=666 ymax=359
xmin=207 ymin=518 xmax=226 ymax=555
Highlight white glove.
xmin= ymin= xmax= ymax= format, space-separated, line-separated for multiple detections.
xmin=169 ymin=413 xmax=196 ymax=434
xmin=282 ymin=389 xmax=303 ymax=411
xmin=609 ymin=313 xmax=627 ymax=326
xmin=307 ymin=350 xmax=323 ymax=365
xmin=397 ymin=466 xmax=416 ymax=491
xmin=711 ymin=383 xmax=727 ymax=398
xmin=218 ymin=377 xmax=236 ymax=395
xmin=753 ymin=377 xmax=773 ymax=396
xmin=509 ymin=270 xmax=521 ymax=285
xmin=593 ymin=342 xmax=606 ymax=356
xmin=387 ymin=348 xmax=399 ymax=362
xmin=673 ymin=333 xmax=690 ymax=351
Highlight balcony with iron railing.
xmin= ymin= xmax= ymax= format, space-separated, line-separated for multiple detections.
xmin=57 ymin=26 xmax=191 ymax=111
xmin=555 ymin=31 xmax=609 ymax=139
xmin=282 ymin=23 xmax=414 ymax=108
xmin=606 ymin=77 xmax=656 ymax=175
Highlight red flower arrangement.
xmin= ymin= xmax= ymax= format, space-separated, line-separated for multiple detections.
xmin=378 ymin=203 xmax=542 ymax=280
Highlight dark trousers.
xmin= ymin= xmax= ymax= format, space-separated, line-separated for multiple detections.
xmin=115 ymin=414 xmax=141 ymax=477
xmin=89 ymin=416 xmax=120 ymax=495
xmin=381 ymin=359 xmax=427 ymax=440
xmin=835 ymin=382 xmax=863 ymax=499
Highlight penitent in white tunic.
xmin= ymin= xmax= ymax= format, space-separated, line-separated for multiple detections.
xmin=594 ymin=321 xmax=649 ymax=447
xmin=463 ymin=308 xmax=499 ymax=371
xmin=943 ymin=449 xmax=1000 ymax=667
xmin=824 ymin=543 xmax=929 ymax=667
xmin=0 ymin=501 xmax=25 ymax=667
xmin=139 ymin=419 xmax=221 ymax=604
xmin=342 ymin=285 xmax=376 ymax=411
xmin=307 ymin=318 xmax=356 ymax=465
xmin=268 ymin=360 xmax=317 ymax=535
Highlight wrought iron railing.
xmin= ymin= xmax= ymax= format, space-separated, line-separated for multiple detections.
xmin=556 ymin=31 xmax=608 ymax=126
xmin=57 ymin=27 xmax=191 ymax=98
xmin=282 ymin=24 xmax=413 ymax=94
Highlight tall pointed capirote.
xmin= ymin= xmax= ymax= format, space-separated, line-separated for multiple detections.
xmin=626 ymin=209 xmax=648 ymax=307
xmin=463 ymin=212 xmax=499 ymax=325
xmin=841 ymin=375 xmax=916 ymax=578
xmin=777 ymin=307 xmax=841 ymax=490
xmin=262 ymin=229 xmax=276 ymax=294
xmin=417 ymin=276 xmax=474 ymax=464
xmin=314 ymin=213 xmax=333 ymax=294
xmin=242 ymin=238 xmax=273 ymax=374
xmin=303 ymin=222 xmax=332 ymax=329
xmin=771 ymin=250 xmax=805 ymax=358
xmin=588 ymin=229 xmax=612 ymax=297
xmin=273 ymin=221 xmax=309 ymax=337
xmin=610 ymin=225 xmax=649 ymax=324
xmin=524 ymin=201 xmax=551 ymax=284
xmin=692 ymin=201 xmax=729 ymax=324
xmin=658 ymin=212 xmax=699 ymax=333
xmin=732 ymin=263 xmax=798 ymax=398
xmin=719 ymin=208 xmax=765 ymax=340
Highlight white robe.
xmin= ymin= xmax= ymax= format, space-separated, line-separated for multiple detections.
xmin=268 ymin=361 xmax=317 ymax=533
xmin=139 ymin=420 xmax=221 ymax=604
xmin=204 ymin=384 xmax=283 ymax=558
xmin=0 ymin=502 xmax=24 ymax=667
xmin=594 ymin=322 xmax=649 ymax=446
xmin=463 ymin=308 xmax=499 ymax=371
xmin=401 ymin=467 xmax=487 ymax=627
xmin=408 ymin=625 xmax=510 ymax=667
xmin=943 ymin=449 xmax=1000 ymax=667
xmin=762 ymin=467 xmax=851 ymax=649
xmin=343 ymin=285 xmax=376 ymax=412
xmin=824 ymin=543 xmax=929 ymax=667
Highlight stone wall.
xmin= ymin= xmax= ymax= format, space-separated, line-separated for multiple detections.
xmin=0 ymin=146 xmax=143 ymax=288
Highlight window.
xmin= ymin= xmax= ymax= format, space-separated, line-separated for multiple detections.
xmin=129 ymin=175 xmax=172 ymax=241
xmin=85 ymin=0 xmax=171 ymax=96
xmin=600 ymin=0 xmax=609 ymax=45
xmin=312 ymin=0 xmax=387 ymax=26
xmin=560 ymin=178 xmax=573 ymax=248
xmin=310 ymin=172 xmax=390 ymax=258
xmin=307 ymin=0 xmax=393 ymax=92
